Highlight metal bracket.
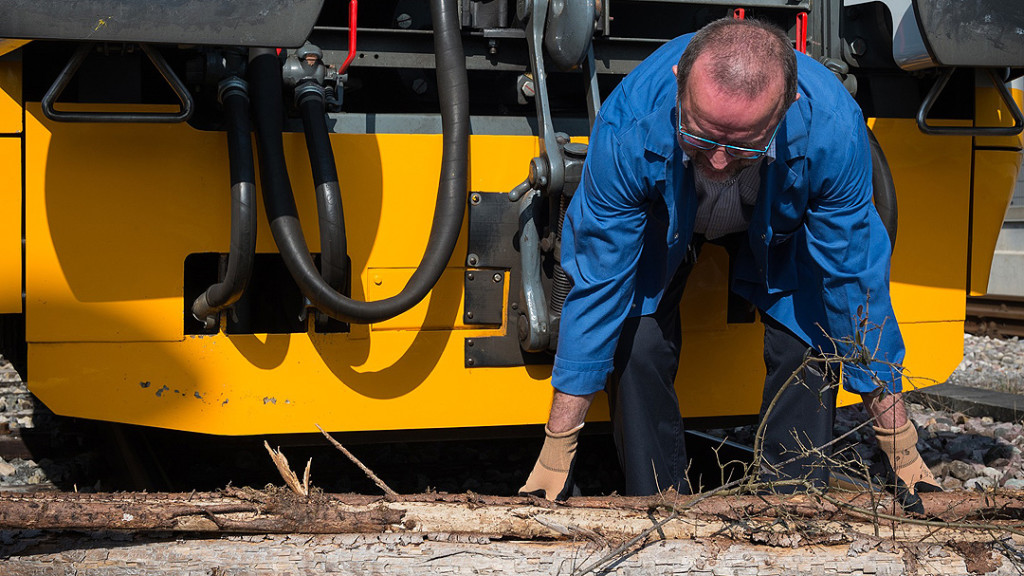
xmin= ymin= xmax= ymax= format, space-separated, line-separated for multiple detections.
xmin=917 ymin=68 xmax=1024 ymax=137
xmin=42 ymin=43 xmax=194 ymax=123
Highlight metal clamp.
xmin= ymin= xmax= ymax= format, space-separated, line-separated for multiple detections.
xmin=917 ymin=68 xmax=1023 ymax=137
xmin=42 ymin=43 xmax=194 ymax=123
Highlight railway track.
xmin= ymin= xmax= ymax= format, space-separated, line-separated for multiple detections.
xmin=966 ymin=295 xmax=1024 ymax=339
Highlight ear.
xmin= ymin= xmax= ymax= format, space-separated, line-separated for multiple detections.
xmin=795 ymin=93 xmax=801 ymax=101
xmin=672 ymin=64 xmax=678 ymax=77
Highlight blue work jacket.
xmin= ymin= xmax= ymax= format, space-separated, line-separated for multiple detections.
xmin=552 ymin=34 xmax=905 ymax=397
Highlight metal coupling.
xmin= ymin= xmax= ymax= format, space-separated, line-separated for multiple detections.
xmin=217 ymin=76 xmax=249 ymax=104
xmin=294 ymin=81 xmax=326 ymax=107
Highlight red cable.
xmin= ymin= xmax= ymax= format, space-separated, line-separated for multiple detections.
xmin=340 ymin=0 xmax=358 ymax=74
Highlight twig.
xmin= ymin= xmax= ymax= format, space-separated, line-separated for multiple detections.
xmin=814 ymin=488 xmax=1024 ymax=539
xmin=571 ymin=508 xmax=679 ymax=576
xmin=315 ymin=423 xmax=399 ymax=497
xmin=263 ymin=441 xmax=310 ymax=497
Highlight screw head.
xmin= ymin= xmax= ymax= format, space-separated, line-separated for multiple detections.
xmin=492 ymin=273 xmax=502 ymax=283
xmin=467 ymin=272 xmax=475 ymax=281
xmin=471 ymin=193 xmax=481 ymax=205
xmin=467 ymin=311 xmax=474 ymax=319
xmin=467 ymin=358 xmax=475 ymax=366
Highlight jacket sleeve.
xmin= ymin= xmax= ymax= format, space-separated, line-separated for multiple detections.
xmin=551 ymin=120 xmax=650 ymax=396
xmin=804 ymin=109 xmax=905 ymax=395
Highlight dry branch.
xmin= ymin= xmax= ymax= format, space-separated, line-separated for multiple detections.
xmin=316 ymin=423 xmax=399 ymax=497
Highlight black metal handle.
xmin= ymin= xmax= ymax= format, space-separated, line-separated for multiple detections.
xmin=42 ymin=43 xmax=194 ymax=123
xmin=917 ymin=67 xmax=1023 ymax=137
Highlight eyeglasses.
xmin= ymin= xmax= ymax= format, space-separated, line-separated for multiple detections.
xmin=676 ymin=104 xmax=782 ymax=160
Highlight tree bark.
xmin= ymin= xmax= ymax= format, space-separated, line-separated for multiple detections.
xmin=1 ymin=488 xmax=1022 ymax=575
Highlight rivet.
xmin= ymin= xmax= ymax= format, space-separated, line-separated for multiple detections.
xmin=470 ymin=193 xmax=482 ymax=205
xmin=467 ymin=311 xmax=474 ymax=319
xmin=373 ymin=275 xmax=383 ymax=286
xmin=467 ymin=339 xmax=474 ymax=347
xmin=467 ymin=358 xmax=476 ymax=366
xmin=511 ymin=302 xmax=519 ymax=310
xmin=467 ymin=273 xmax=475 ymax=281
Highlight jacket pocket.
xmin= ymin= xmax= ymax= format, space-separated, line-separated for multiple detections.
xmin=765 ymin=230 xmax=799 ymax=294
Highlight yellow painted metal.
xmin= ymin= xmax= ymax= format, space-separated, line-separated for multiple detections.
xmin=0 ymin=39 xmax=30 ymax=59
xmin=969 ymin=150 xmax=1023 ymax=295
xmin=975 ymin=80 xmax=1024 ymax=151
xmin=0 ymin=59 xmax=21 ymax=134
xmin=23 ymin=106 xmax=979 ymax=434
xmin=869 ymin=118 xmax=973 ymax=324
xmin=0 ymin=137 xmax=21 ymax=313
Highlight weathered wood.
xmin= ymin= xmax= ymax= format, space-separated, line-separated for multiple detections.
xmin=0 ymin=488 xmax=1021 ymax=541
xmin=1 ymin=489 xmax=1023 ymax=575
xmin=1 ymin=532 xmax=1022 ymax=575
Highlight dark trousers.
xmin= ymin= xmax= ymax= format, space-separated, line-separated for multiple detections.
xmin=606 ymin=238 xmax=837 ymax=496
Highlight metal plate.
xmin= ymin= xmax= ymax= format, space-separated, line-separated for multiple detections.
xmin=0 ymin=0 xmax=324 ymax=48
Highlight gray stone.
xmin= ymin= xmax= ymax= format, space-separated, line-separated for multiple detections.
xmin=981 ymin=466 xmax=1003 ymax=481
xmin=0 ymin=458 xmax=14 ymax=477
xmin=947 ymin=460 xmax=976 ymax=481
xmin=1004 ymin=478 xmax=1024 ymax=490
xmin=964 ymin=476 xmax=995 ymax=491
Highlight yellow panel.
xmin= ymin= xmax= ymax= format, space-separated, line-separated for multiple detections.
xmin=869 ymin=118 xmax=973 ymax=323
xmin=970 ymin=150 xmax=1023 ymax=295
xmin=22 ymin=109 xmax=970 ymax=434
xmin=0 ymin=59 xmax=21 ymax=134
xmin=0 ymin=137 xmax=21 ymax=313
xmin=975 ymin=81 xmax=1024 ymax=150
xmin=29 ymin=333 xmax=555 ymax=435
xmin=0 ymin=40 xmax=30 ymax=59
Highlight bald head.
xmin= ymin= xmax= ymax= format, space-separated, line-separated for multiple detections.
xmin=676 ymin=19 xmax=798 ymax=115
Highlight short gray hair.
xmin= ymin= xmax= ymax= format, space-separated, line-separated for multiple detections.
xmin=676 ymin=19 xmax=798 ymax=113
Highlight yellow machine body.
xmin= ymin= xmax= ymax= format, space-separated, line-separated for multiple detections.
xmin=0 ymin=12 xmax=1021 ymax=436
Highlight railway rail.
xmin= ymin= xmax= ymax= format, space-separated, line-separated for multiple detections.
xmin=966 ymin=295 xmax=1024 ymax=339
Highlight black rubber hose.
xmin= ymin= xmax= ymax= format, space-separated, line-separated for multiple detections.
xmin=191 ymin=80 xmax=258 ymax=328
xmin=868 ymin=127 xmax=898 ymax=251
xmin=298 ymin=86 xmax=348 ymax=298
xmin=249 ymin=0 xmax=469 ymax=324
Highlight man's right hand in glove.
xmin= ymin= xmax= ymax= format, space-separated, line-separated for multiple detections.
xmin=519 ymin=423 xmax=583 ymax=501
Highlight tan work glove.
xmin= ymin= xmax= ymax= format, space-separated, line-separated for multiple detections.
xmin=518 ymin=424 xmax=582 ymax=501
xmin=874 ymin=421 xmax=941 ymax=513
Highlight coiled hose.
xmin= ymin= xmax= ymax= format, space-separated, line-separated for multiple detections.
xmin=249 ymin=0 xmax=469 ymax=324
xmin=191 ymin=78 xmax=258 ymax=329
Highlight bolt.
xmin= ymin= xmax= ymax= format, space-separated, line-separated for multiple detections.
xmin=467 ymin=339 xmax=474 ymax=347
xmin=511 ymin=302 xmax=519 ymax=310
xmin=467 ymin=357 xmax=476 ymax=366
xmin=467 ymin=311 xmax=474 ymax=319
xmin=411 ymin=78 xmax=428 ymax=95
xmin=396 ymin=13 xmax=413 ymax=28
xmin=471 ymin=193 xmax=481 ymax=205
xmin=492 ymin=273 xmax=502 ymax=283
xmin=467 ymin=254 xmax=479 ymax=267
xmin=467 ymin=272 xmax=475 ymax=281
xmin=521 ymin=76 xmax=536 ymax=98
xmin=373 ymin=275 xmax=383 ymax=286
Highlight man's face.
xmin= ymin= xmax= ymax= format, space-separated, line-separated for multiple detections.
xmin=675 ymin=57 xmax=786 ymax=182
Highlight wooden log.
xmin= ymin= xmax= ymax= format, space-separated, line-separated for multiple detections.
xmin=1 ymin=489 xmax=1022 ymax=575
xmin=1 ymin=531 xmax=1022 ymax=575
